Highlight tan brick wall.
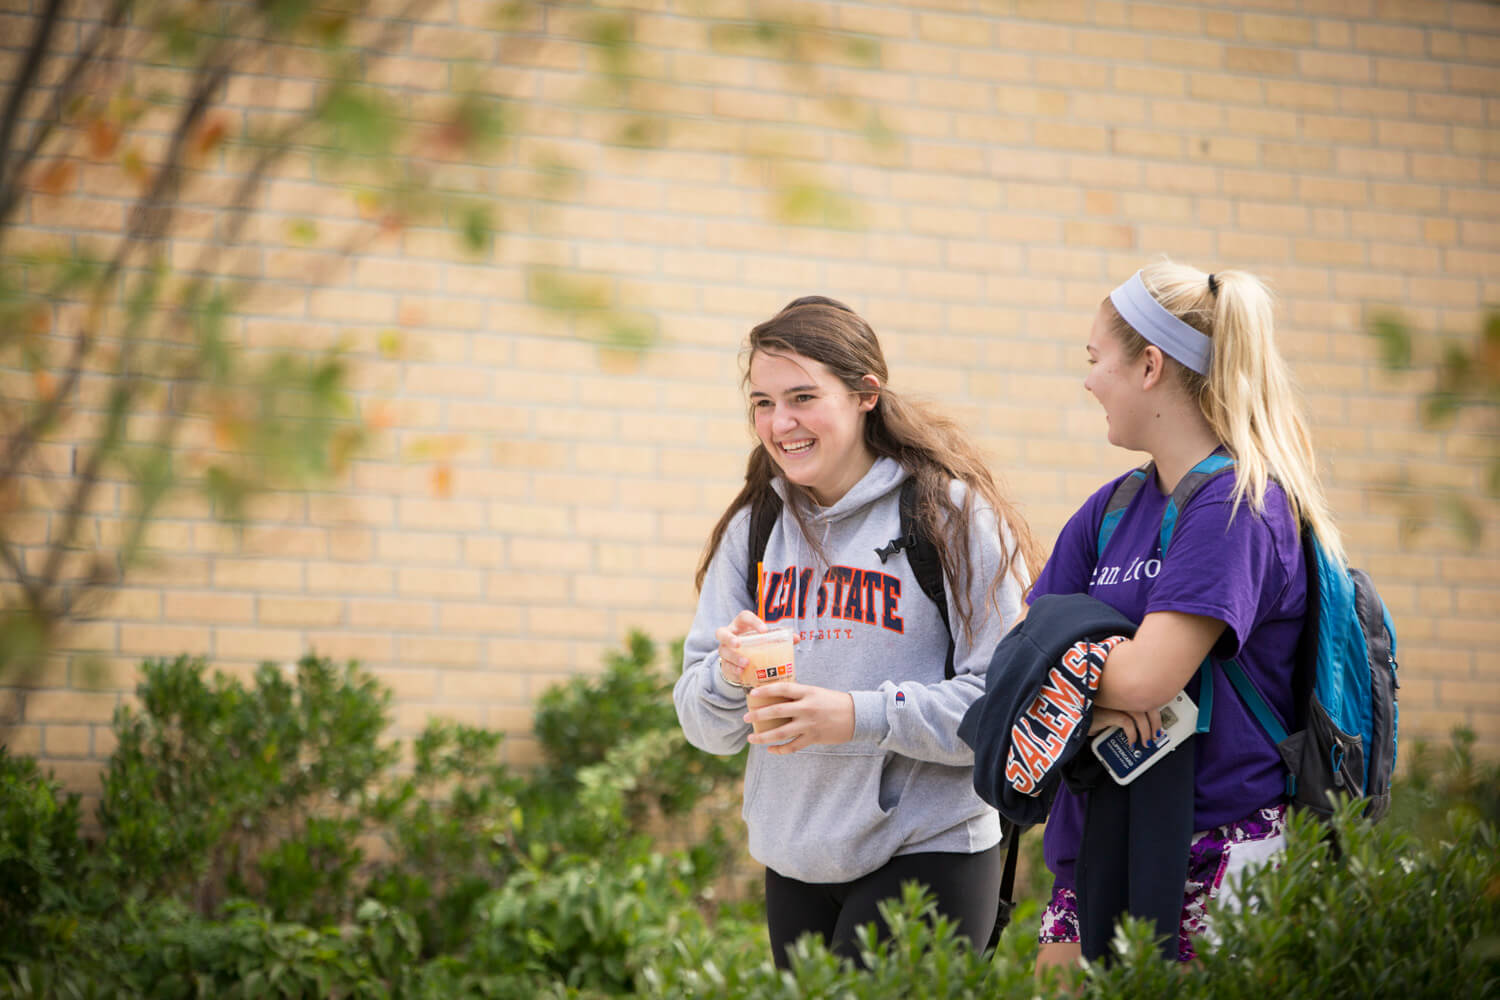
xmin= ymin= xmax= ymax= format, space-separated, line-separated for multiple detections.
xmin=4 ymin=0 xmax=1498 ymax=808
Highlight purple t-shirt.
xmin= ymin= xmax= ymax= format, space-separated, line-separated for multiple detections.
xmin=1030 ymin=465 xmax=1306 ymax=891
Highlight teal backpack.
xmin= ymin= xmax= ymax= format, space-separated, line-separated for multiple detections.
xmin=1097 ymin=453 xmax=1400 ymax=820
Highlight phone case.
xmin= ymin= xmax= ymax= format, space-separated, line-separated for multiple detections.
xmin=1089 ymin=691 xmax=1199 ymax=786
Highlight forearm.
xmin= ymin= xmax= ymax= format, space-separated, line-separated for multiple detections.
xmin=1093 ymin=611 xmax=1226 ymax=713
xmin=673 ymin=649 xmax=752 ymax=755
xmin=853 ymin=674 xmax=986 ymax=766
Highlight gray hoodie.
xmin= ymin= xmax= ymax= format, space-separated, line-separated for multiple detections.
xmin=674 ymin=457 xmax=1025 ymax=883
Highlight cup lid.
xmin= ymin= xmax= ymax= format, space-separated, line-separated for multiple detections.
xmin=738 ymin=627 xmax=794 ymax=647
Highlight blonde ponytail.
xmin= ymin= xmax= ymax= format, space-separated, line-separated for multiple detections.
xmin=1111 ymin=259 xmax=1346 ymax=564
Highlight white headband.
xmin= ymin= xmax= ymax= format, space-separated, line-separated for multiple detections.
xmin=1108 ymin=271 xmax=1213 ymax=375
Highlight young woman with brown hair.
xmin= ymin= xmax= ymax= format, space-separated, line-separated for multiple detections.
xmin=674 ymin=295 xmax=1040 ymax=967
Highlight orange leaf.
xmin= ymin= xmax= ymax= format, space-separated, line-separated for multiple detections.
xmin=192 ymin=116 xmax=229 ymax=160
xmin=430 ymin=464 xmax=452 ymax=499
xmin=212 ymin=418 xmax=238 ymax=450
xmin=431 ymin=120 xmax=471 ymax=154
xmin=87 ymin=118 xmax=120 ymax=159
xmin=1482 ymin=332 xmax=1500 ymax=382
xmin=366 ymin=402 xmax=395 ymax=430
xmin=34 ymin=160 xmax=75 ymax=196
xmin=33 ymin=370 xmax=57 ymax=402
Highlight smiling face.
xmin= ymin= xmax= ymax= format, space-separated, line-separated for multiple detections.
xmin=747 ymin=349 xmax=877 ymax=506
xmin=1084 ymin=306 xmax=1152 ymax=450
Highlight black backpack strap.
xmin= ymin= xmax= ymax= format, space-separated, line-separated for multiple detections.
xmin=891 ymin=479 xmax=956 ymax=679
xmin=985 ymin=818 xmax=1021 ymax=951
xmin=745 ymin=491 xmax=782 ymax=607
xmin=1290 ymin=523 xmax=1321 ymax=732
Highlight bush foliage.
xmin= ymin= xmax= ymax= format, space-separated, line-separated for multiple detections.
xmin=1 ymin=632 xmax=1497 ymax=998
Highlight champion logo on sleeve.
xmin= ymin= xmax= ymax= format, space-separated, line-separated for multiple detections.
xmin=895 ymin=690 xmax=906 ymax=706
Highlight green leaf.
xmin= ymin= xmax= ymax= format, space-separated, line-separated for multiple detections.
xmin=124 ymin=266 xmax=164 ymax=334
xmin=845 ymin=36 xmax=880 ymax=65
xmin=122 ymin=443 xmax=175 ymax=512
xmin=1368 ymin=312 xmax=1412 ymax=369
xmin=1422 ymin=390 xmax=1463 ymax=425
xmin=862 ymin=110 xmax=897 ymax=149
xmin=459 ymin=204 xmax=492 ymax=255
xmin=160 ymin=15 xmax=198 ymax=63
xmin=1440 ymin=493 xmax=1482 ymax=547
xmin=190 ymin=287 xmax=234 ymax=382
xmin=603 ymin=315 xmax=654 ymax=353
xmin=774 ymin=181 xmax=858 ymax=229
xmin=1483 ymin=309 xmax=1500 ymax=349
xmin=263 ymin=0 xmax=311 ymax=33
xmin=286 ymin=218 xmax=318 ymax=245
xmin=322 ymin=86 xmax=401 ymax=158
xmin=530 ymin=270 xmax=608 ymax=313
xmin=458 ymin=93 xmax=509 ymax=152
xmin=0 ymin=609 xmax=50 ymax=677
xmin=588 ymin=14 xmax=634 ymax=79
xmin=376 ymin=329 xmax=404 ymax=359
xmin=202 ymin=464 xmax=251 ymax=524
xmin=535 ymin=154 xmax=582 ymax=197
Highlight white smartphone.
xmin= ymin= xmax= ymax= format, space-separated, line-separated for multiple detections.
xmin=1090 ymin=691 xmax=1199 ymax=786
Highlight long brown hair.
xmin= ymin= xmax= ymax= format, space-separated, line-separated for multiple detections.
xmin=695 ymin=296 xmax=1040 ymax=642
xmin=1103 ymin=258 xmax=1344 ymax=564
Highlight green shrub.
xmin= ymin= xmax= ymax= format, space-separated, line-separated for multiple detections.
xmin=640 ymin=881 xmax=1040 ymax=1000
xmin=0 ymin=748 xmax=88 ymax=960
xmin=363 ymin=633 xmax=742 ymax=957
xmin=364 ymin=721 xmax=526 ymax=956
xmin=5 ymin=638 xmax=1496 ymax=999
xmin=251 ymin=814 xmax=367 ymax=926
xmin=635 ymin=805 xmax=1500 ymax=1000
xmin=1084 ymin=803 xmax=1500 ymax=1000
xmin=1386 ymin=726 xmax=1500 ymax=842
xmin=465 ymin=852 xmax=705 ymax=993
xmin=533 ymin=632 xmax=741 ymax=819
xmin=96 ymin=653 xmax=395 ymax=918
xmin=12 ymin=896 xmax=422 ymax=1000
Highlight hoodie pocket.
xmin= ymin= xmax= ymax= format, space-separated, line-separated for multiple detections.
xmin=743 ymin=746 xmax=903 ymax=883
xmin=877 ymin=753 xmax=919 ymax=813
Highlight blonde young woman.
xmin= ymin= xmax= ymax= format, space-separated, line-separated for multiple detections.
xmin=1028 ymin=259 xmax=1344 ymax=969
xmin=674 ymin=296 xmax=1040 ymax=967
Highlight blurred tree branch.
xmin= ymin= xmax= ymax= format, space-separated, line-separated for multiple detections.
xmin=0 ymin=0 xmax=883 ymax=678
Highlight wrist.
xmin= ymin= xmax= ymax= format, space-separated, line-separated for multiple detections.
xmin=718 ymin=657 xmax=751 ymax=690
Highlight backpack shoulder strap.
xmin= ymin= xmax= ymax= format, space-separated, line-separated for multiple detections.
xmin=1096 ymin=463 xmax=1152 ymax=558
xmin=745 ymin=491 xmax=782 ymax=607
xmin=1159 ymin=451 xmax=1236 ymax=555
xmin=1164 ymin=451 xmax=1236 ymax=728
xmin=897 ymin=479 xmax=957 ymax=680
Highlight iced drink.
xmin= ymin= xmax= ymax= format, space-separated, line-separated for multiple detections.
xmin=738 ymin=627 xmax=796 ymax=735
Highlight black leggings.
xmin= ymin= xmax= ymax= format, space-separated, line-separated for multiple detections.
xmin=764 ymin=845 xmax=1002 ymax=969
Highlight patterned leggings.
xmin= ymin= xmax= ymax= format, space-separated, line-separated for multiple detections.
xmin=1039 ymin=803 xmax=1289 ymax=962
